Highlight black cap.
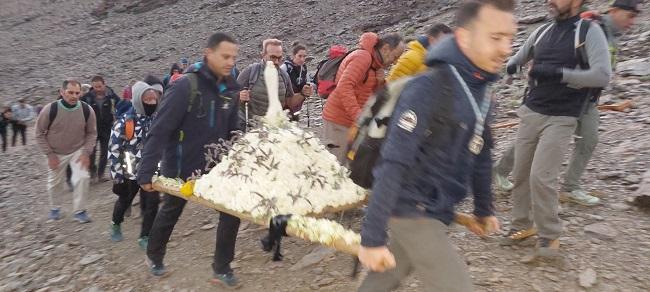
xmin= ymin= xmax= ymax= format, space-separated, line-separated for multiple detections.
xmin=611 ymin=0 xmax=641 ymax=13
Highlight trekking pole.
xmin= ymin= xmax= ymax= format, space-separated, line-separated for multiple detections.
xmin=245 ymin=102 xmax=250 ymax=132
xmin=243 ymin=87 xmax=250 ymax=133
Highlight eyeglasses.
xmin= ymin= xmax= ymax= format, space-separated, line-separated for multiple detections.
xmin=268 ymin=55 xmax=283 ymax=61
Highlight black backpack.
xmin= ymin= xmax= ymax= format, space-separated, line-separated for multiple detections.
xmin=47 ymin=100 xmax=91 ymax=130
xmin=346 ymin=64 xmax=455 ymax=189
xmin=315 ymin=49 xmax=371 ymax=99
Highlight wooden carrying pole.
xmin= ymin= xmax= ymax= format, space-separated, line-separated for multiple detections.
xmin=152 ymin=179 xmax=363 ymax=255
xmin=152 ymin=179 xmax=485 ymax=257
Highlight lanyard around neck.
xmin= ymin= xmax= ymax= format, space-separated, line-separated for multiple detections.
xmin=448 ymin=65 xmax=491 ymax=136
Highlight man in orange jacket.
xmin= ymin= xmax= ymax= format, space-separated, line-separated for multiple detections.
xmin=322 ymin=32 xmax=404 ymax=163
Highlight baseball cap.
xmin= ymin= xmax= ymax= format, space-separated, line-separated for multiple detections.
xmin=611 ymin=0 xmax=641 ymax=13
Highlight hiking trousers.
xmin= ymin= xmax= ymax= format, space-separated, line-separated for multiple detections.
xmin=511 ymin=105 xmax=577 ymax=240
xmin=1 ymin=126 xmax=6 ymax=152
xmin=47 ymin=149 xmax=90 ymax=213
xmin=496 ymin=102 xmax=599 ymax=191
xmin=147 ymin=194 xmax=241 ymax=274
xmin=494 ymin=144 xmax=515 ymax=177
xmin=90 ymin=132 xmax=110 ymax=178
xmin=561 ymin=102 xmax=599 ymax=192
xmin=323 ymin=120 xmax=349 ymax=164
xmin=11 ymin=123 xmax=26 ymax=146
xmin=358 ymin=218 xmax=473 ymax=292
xmin=111 ymin=179 xmax=160 ymax=238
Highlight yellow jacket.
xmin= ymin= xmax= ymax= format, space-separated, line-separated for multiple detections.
xmin=387 ymin=39 xmax=428 ymax=82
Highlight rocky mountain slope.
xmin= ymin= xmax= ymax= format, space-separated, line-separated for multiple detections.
xmin=1 ymin=0 xmax=649 ymax=291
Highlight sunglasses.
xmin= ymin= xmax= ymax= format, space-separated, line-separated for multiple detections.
xmin=268 ymin=55 xmax=283 ymax=61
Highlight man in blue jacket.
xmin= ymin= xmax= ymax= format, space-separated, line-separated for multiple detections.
xmin=137 ymin=32 xmax=242 ymax=288
xmin=357 ymin=0 xmax=516 ymax=291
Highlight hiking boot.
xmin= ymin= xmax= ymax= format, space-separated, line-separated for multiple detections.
xmin=73 ymin=211 xmax=91 ymax=223
xmin=499 ymin=227 xmax=537 ymax=246
xmin=536 ymin=238 xmax=561 ymax=258
xmin=145 ymin=257 xmax=168 ymax=277
xmin=48 ymin=208 xmax=62 ymax=221
xmin=211 ymin=272 xmax=241 ymax=289
xmin=521 ymin=238 xmax=562 ymax=264
xmin=493 ymin=173 xmax=514 ymax=192
xmin=110 ymin=223 xmax=123 ymax=242
xmin=138 ymin=236 xmax=149 ymax=250
xmin=559 ymin=190 xmax=600 ymax=206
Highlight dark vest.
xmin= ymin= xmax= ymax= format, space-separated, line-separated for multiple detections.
xmin=525 ymin=15 xmax=590 ymax=117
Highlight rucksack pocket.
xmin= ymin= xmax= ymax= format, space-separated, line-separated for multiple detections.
xmin=349 ymin=137 xmax=384 ymax=189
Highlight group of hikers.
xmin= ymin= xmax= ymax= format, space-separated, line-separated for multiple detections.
xmin=31 ymin=0 xmax=640 ymax=290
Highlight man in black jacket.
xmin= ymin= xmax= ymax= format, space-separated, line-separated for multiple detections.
xmin=137 ymin=32 xmax=242 ymax=288
xmin=81 ymin=75 xmax=121 ymax=181
xmin=357 ymin=1 xmax=516 ymax=291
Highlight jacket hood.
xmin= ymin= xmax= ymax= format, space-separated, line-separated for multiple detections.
xmin=131 ymin=81 xmax=155 ymax=115
xmin=408 ymin=39 xmax=427 ymax=54
xmin=416 ymin=35 xmax=429 ymax=49
xmin=426 ymin=35 xmax=499 ymax=86
xmin=358 ymin=32 xmax=384 ymax=69
xmin=185 ymin=61 xmax=241 ymax=91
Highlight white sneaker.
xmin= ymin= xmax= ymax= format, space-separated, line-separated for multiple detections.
xmin=559 ymin=190 xmax=600 ymax=206
xmin=494 ymin=173 xmax=514 ymax=192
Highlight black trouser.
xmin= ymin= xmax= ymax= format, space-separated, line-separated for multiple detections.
xmin=112 ymin=180 xmax=161 ymax=238
xmin=11 ymin=123 xmax=26 ymax=146
xmin=0 ymin=127 xmax=7 ymax=152
xmin=90 ymin=133 xmax=110 ymax=177
xmin=147 ymin=194 xmax=240 ymax=274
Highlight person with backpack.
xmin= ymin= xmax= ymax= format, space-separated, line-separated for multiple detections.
xmin=321 ymin=32 xmax=404 ymax=163
xmin=386 ymin=23 xmax=452 ymax=82
xmin=493 ymin=0 xmax=640 ymax=202
xmin=280 ymin=42 xmax=314 ymax=120
xmin=356 ymin=1 xmax=515 ymax=290
xmin=238 ymin=39 xmax=307 ymax=121
xmin=107 ymin=81 xmax=161 ymax=249
xmin=162 ymin=63 xmax=182 ymax=89
xmin=81 ymin=75 xmax=121 ymax=182
xmin=499 ymin=0 xmax=612 ymax=260
xmin=35 ymin=79 xmax=97 ymax=223
xmin=137 ymin=33 xmax=243 ymax=288
xmin=313 ymin=45 xmax=348 ymax=97
xmin=10 ymin=98 xmax=35 ymax=147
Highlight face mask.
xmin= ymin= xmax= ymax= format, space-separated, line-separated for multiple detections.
xmin=143 ymin=103 xmax=157 ymax=116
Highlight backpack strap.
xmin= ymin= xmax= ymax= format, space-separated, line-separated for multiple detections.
xmin=185 ymin=72 xmax=200 ymax=113
xmin=47 ymin=101 xmax=58 ymax=131
xmin=48 ymin=101 xmax=90 ymax=131
xmin=531 ymin=22 xmax=554 ymax=57
xmin=575 ymin=19 xmax=591 ymax=70
xmin=247 ymin=63 xmax=264 ymax=89
xmin=81 ymin=102 xmax=90 ymax=122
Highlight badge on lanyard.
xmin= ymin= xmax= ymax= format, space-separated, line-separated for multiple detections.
xmin=449 ymin=65 xmax=491 ymax=156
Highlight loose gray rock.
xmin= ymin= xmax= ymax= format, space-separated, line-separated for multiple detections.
xmin=289 ymin=247 xmax=334 ymax=271
xmin=618 ymin=58 xmax=650 ymax=77
xmin=584 ymin=223 xmax=618 ymax=241
xmin=579 ymin=268 xmax=597 ymax=288
xmin=79 ymin=254 xmax=104 ymax=266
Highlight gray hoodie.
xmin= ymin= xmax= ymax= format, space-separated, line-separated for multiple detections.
xmin=131 ymin=81 xmax=155 ymax=116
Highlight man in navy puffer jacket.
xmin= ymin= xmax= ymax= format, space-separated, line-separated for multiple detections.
xmin=358 ymin=1 xmax=517 ymax=291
